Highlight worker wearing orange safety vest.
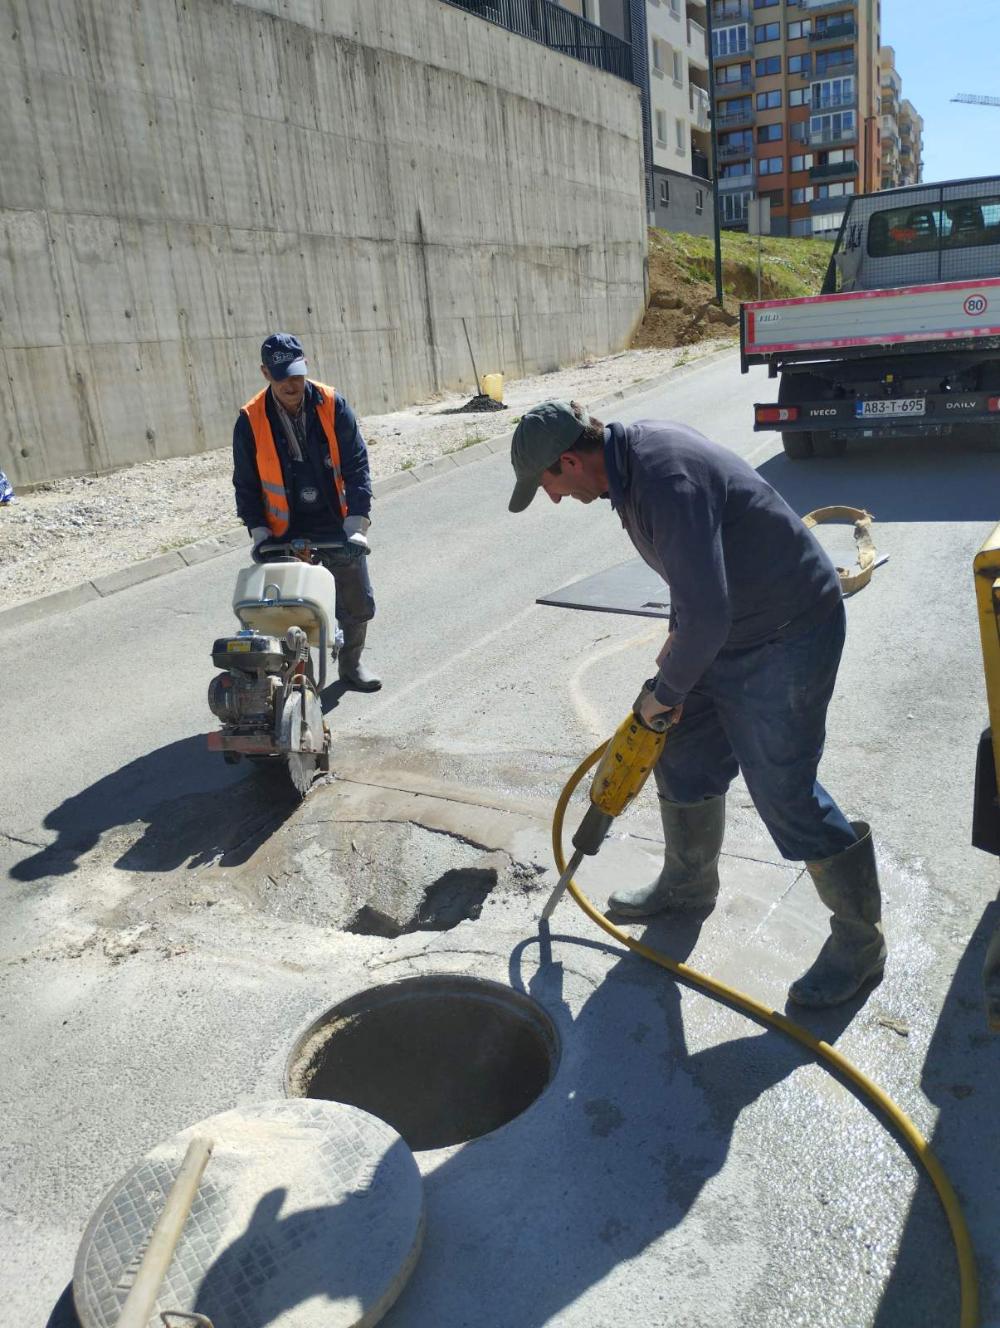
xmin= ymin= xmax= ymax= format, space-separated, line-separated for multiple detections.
xmin=232 ymin=333 xmax=380 ymax=691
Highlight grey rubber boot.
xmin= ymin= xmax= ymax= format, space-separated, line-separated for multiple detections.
xmin=788 ymin=820 xmax=887 ymax=1008
xmin=607 ymin=795 xmax=726 ymax=918
xmin=337 ymin=622 xmax=382 ymax=692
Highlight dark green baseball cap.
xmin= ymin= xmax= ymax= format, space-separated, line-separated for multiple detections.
xmin=508 ymin=399 xmax=591 ymax=512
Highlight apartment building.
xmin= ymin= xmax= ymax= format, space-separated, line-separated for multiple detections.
xmin=645 ymin=1 xmax=714 ymax=233
xmin=710 ymin=0 xmax=881 ymax=236
xmin=898 ymin=98 xmax=924 ymax=185
xmin=878 ymin=46 xmax=921 ymax=189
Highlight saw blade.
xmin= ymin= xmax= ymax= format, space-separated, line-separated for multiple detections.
xmin=287 ymin=750 xmax=318 ymax=797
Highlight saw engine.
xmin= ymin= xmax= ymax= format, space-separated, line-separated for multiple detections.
xmin=208 ymin=631 xmax=285 ymax=729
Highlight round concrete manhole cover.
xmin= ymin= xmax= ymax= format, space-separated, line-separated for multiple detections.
xmin=286 ymin=975 xmax=560 ymax=1150
xmin=73 ymin=1100 xmax=423 ymax=1328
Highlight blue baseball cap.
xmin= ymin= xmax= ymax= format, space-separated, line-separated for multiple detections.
xmin=261 ymin=332 xmax=307 ymax=380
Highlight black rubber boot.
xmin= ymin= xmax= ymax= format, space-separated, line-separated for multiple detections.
xmin=607 ymin=795 xmax=726 ymax=918
xmin=338 ymin=622 xmax=381 ymax=692
xmin=789 ymin=820 xmax=887 ymax=1008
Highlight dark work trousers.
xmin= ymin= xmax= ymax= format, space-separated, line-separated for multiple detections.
xmin=315 ymin=550 xmax=375 ymax=628
xmin=654 ymin=600 xmax=855 ymax=862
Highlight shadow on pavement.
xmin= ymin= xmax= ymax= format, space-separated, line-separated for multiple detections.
xmin=10 ymin=736 xmax=300 ymax=882
xmin=872 ymin=900 xmax=1000 ymax=1328
xmin=757 ymin=439 xmax=1000 ymax=523
xmin=378 ymin=920 xmax=862 ymax=1328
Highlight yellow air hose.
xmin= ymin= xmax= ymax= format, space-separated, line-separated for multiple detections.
xmin=552 ymin=741 xmax=979 ymax=1328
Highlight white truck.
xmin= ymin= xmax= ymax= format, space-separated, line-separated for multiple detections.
xmin=741 ymin=177 xmax=1000 ymax=459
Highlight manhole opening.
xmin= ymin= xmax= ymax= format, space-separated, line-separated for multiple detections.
xmin=286 ymin=976 xmax=560 ymax=1151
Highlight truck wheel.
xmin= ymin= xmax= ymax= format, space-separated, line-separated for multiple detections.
xmin=782 ymin=431 xmax=814 ymax=459
xmin=812 ymin=432 xmax=847 ymax=458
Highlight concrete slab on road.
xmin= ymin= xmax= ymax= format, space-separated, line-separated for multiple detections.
xmin=2 ymin=351 xmax=999 ymax=1328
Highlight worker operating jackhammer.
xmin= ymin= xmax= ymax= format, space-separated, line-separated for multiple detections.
xmin=507 ymin=400 xmax=886 ymax=1008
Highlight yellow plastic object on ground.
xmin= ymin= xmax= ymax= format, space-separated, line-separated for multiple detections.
xmin=551 ymin=741 xmax=979 ymax=1328
xmin=481 ymin=372 xmax=504 ymax=402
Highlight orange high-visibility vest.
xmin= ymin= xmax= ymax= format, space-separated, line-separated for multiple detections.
xmin=241 ymin=380 xmax=349 ymax=536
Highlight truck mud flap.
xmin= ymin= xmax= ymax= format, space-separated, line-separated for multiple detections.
xmin=973 ymin=727 xmax=1000 ymax=856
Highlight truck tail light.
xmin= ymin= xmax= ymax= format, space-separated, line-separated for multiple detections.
xmin=988 ymin=397 xmax=1000 ymax=413
xmin=755 ymin=406 xmax=799 ymax=425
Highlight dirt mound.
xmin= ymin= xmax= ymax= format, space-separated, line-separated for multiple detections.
xmin=633 ymin=227 xmax=833 ymax=351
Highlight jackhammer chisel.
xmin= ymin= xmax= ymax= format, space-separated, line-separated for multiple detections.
xmin=540 ymin=685 xmax=670 ymax=920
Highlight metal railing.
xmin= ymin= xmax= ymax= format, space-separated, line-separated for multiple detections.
xmin=692 ymin=150 xmax=711 ymax=180
xmin=719 ymin=170 xmax=755 ymax=189
xmin=808 ymin=125 xmax=859 ymax=146
xmin=810 ymin=21 xmax=857 ymax=42
xmin=810 ymin=193 xmax=850 ymax=213
xmin=809 ymin=158 xmax=858 ymax=179
xmin=712 ymin=0 xmax=750 ymax=19
xmin=716 ymin=107 xmax=754 ymax=128
xmin=816 ymin=58 xmax=856 ymax=77
xmin=718 ymin=140 xmax=753 ymax=160
xmin=795 ymin=0 xmax=856 ymax=11
xmin=441 ymin=0 xmax=633 ymax=81
xmin=812 ymin=91 xmax=857 ymax=111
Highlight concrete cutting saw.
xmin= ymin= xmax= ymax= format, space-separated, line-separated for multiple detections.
xmin=206 ymin=537 xmax=365 ymax=796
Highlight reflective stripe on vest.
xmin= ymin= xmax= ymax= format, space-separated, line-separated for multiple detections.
xmin=240 ymin=380 xmax=349 ymax=536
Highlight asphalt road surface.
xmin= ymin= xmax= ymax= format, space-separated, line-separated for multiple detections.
xmin=3 ymin=350 xmax=999 ymax=1328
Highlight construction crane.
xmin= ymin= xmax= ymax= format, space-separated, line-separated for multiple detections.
xmin=951 ymin=93 xmax=1000 ymax=107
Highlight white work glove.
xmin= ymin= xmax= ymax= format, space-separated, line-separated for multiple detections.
xmin=250 ymin=525 xmax=270 ymax=563
xmin=343 ymin=515 xmax=371 ymax=550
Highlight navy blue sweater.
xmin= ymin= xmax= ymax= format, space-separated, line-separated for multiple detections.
xmin=232 ymin=381 xmax=372 ymax=534
xmin=604 ymin=420 xmax=842 ymax=707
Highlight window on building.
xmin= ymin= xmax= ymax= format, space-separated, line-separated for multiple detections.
xmin=676 ymin=117 xmax=686 ymax=150
xmin=756 ymin=90 xmax=782 ymax=110
xmin=713 ymin=24 xmax=749 ymax=57
xmin=695 ymin=188 xmax=704 ymax=214
xmin=659 ymin=178 xmax=670 ymax=206
xmin=721 ymin=190 xmax=752 ymax=225
xmin=817 ymin=47 xmax=855 ymax=75
xmin=758 ymin=156 xmax=783 ymax=175
xmin=670 ymin=0 xmax=681 ymax=14
xmin=656 ymin=109 xmax=667 ymax=144
xmin=755 ymin=56 xmax=781 ymax=77
xmin=652 ymin=39 xmax=663 ymax=72
xmin=672 ymin=49 xmax=684 ymax=83
xmin=760 ymin=189 xmax=785 ymax=209
xmin=787 ymin=20 xmax=812 ymax=39
xmin=721 ymin=129 xmax=753 ymax=151
xmin=758 ymin=123 xmax=783 ymax=143
xmin=791 ymin=186 xmax=815 ymax=204
xmin=790 ymin=153 xmax=814 ymax=172
xmin=789 ymin=88 xmax=808 ymax=107
xmin=753 ymin=22 xmax=780 ymax=42
xmin=720 ymin=161 xmax=753 ymax=178
xmin=754 ymin=0 xmax=779 ymax=7
xmin=718 ymin=61 xmax=752 ymax=85
xmin=788 ymin=53 xmax=812 ymax=76
xmin=790 ymin=120 xmax=808 ymax=142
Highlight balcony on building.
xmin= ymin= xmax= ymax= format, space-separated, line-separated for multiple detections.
xmin=719 ymin=170 xmax=755 ymax=190
xmin=812 ymin=88 xmax=857 ymax=112
xmin=712 ymin=0 xmax=750 ymax=20
xmin=794 ymin=0 xmax=857 ymax=13
xmin=687 ymin=17 xmax=708 ymax=66
xmin=718 ymin=140 xmax=753 ymax=162
xmin=716 ymin=103 xmax=754 ymax=130
xmin=816 ymin=57 xmax=856 ymax=77
xmin=689 ymin=84 xmax=712 ymax=130
xmin=809 ymin=157 xmax=858 ymax=180
xmin=810 ymin=194 xmax=850 ymax=214
xmin=441 ymin=0 xmax=633 ymax=80
xmin=692 ymin=148 xmax=712 ymax=180
xmin=808 ymin=123 xmax=858 ymax=147
xmin=810 ymin=21 xmax=857 ymax=43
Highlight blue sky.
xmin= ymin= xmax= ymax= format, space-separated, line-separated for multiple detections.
xmin=882 ymin=0 xmax=1000 ymax=182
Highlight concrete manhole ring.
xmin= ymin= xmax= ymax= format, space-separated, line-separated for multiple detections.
xmin=286 ymin=974 xmax=560 ymax=1150
xmin=73 ymin=1099 xmax=423 ymax=1328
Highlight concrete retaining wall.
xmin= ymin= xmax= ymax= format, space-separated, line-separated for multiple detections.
xmin=1 ymin=0 xmax=647 ymax=486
